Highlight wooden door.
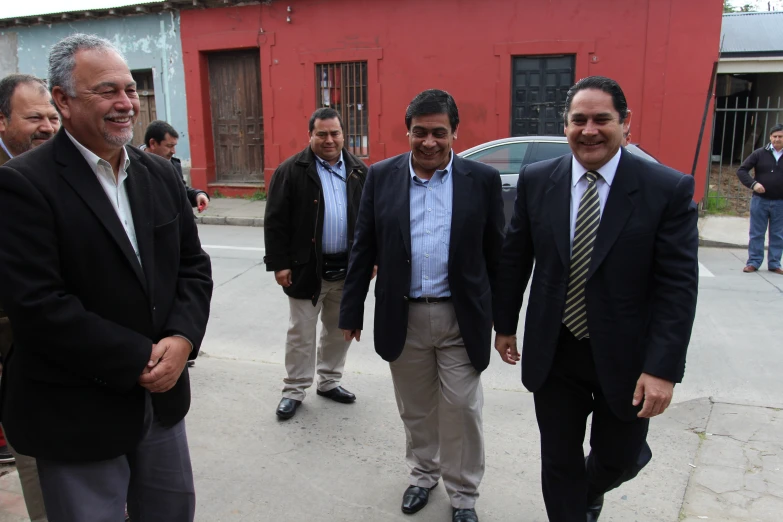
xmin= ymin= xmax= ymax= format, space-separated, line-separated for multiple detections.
xmin=131 ymin=70 xmax=156 ymax=148
xmin=208 ymin=50 xmax=264 ymax=183
xmin=511 ymin=55 xmax=574 ymax=136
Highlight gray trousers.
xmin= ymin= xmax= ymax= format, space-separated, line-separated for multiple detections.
xmin=36 ymin=394 xmax=195 ymax=522
xmin=389 ymin=302 xmax=485 ymax=509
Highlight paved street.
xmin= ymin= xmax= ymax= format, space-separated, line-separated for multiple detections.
xmin=1 ymin=225 xmax=782 ymax=521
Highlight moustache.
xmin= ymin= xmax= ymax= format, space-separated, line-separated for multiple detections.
xmin=32 ymin=132 xmax=53 ymax=141
xmin=104 ymin=110 xmax=135 ymax=120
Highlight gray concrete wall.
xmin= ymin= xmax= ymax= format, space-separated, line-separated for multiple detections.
xmin=0 ymin=32 xmax=18 ymax=78
xmin=2 ymin=12 xmax=191 ymax=163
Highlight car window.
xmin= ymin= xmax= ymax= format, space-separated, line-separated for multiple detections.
xmin=464 ymin=143 xmax=530 ymax=176
xmin=528 ymin=141 xmax=571 ymax=163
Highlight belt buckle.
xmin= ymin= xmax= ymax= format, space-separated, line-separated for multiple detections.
xmin=424 ymin=297 xmax=434 ymax=304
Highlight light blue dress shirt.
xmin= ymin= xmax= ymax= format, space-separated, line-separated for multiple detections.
xmin=315 ymin=152 xmax=349 ymax=254
xmin=408 ymin=151 xmax=454 ymax=298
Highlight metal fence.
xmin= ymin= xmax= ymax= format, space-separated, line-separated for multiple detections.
xmin=704 ymin=96 xmax=783 ymax=215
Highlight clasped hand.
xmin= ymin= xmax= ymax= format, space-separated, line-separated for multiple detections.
xmin=138 ymin=336 xmax=192 ymax=393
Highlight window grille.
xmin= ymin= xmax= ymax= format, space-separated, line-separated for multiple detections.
xmin=316 ymin=62 xmax=369 ymax=157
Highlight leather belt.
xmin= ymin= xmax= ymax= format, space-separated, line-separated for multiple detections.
xmin=407 ymin=296 xmax=452 ymax=304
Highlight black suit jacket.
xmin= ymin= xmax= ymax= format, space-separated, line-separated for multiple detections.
xmin=0 ymin=130 xmax=213 ymax=461
xmin=494 ymin=149 xmax=698 ymax=420
xmin=339 ymin=153 xmax=505 ymax=372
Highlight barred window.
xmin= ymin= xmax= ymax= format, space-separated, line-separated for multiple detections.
xmin=316 ymin=62 xmax=369 ymax=158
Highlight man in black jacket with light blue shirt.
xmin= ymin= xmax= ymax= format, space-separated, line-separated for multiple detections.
xmin=340 ymin=89 xmax=505 ymax=522
xmin=264 ymin=108 xmax=367 ymax=420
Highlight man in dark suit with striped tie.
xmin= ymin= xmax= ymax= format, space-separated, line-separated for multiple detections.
xmin=493 ymin=76 xmax=699 ymax=522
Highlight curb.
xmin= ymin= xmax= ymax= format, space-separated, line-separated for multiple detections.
xmin=193 ymin=217 xmax=752 ymax=246
xmin=699 ymin=238 xmax=747 ymax=249
xmin=195 ymin=215 xmax=264 ymax=227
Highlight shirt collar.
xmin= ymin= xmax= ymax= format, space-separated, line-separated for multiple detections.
xmin=767 ymin=143 xmax=783 ymax=153
xmin=315 ymin=151 xmax=344 ymax=170
xmin=408 ymin=150 xmax=454 ymax=181
xmin=64 ymin=128 xmax=130 ymax=174
xmin=571 ymin=147 xmax=622 ymax=187
xmin=0 ymin=136 xmax=13 ymax=159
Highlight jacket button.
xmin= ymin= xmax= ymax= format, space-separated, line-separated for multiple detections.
xmin=314 ymin=199 xmax=318 ymax=204
xmin=312 ymin=238 xmax=316 ymax=243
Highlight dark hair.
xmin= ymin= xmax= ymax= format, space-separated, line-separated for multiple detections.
xmin=0 ymin=74 xmax=48 ymax=118
xmin=563 ymin=76 xmax=629 ymax=124
xmin=405 ymin=89 xmax=459 ymax=132
xmin=309 ymin=107 xmax=344 ymax=133
xmin=770 ymin=124 xmax=783 ymax=135
xmin=144 ymin=120 xmax=179 ymax=147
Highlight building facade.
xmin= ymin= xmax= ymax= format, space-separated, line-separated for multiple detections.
xmin=180 ymin=0 xmax=723 ymax=200
xmin=0 ymin=9 xmax=191 ymax=164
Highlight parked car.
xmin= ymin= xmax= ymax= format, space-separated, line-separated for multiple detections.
xmin=457 ymin=136 xmax=658 ymax=226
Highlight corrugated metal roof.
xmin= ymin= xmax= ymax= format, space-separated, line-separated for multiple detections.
xmin=1 ymin=0 xmax=165 ymax=21
xmin=721 ymin=12 xmax=783 ymax=54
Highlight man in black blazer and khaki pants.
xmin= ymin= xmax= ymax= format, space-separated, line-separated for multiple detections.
xmin=494 ymin=76 xmax=698 ymax=522
xmin=0 ymin=34 xmax=212 ymax=522
xmin=340 ymin=90 xmax=505 ymax=522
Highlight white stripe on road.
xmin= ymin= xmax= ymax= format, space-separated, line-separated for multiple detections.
xmin=202 ymin=245 xmax=265 ymax=252
xmin=203 ymin=245 xmax=718 ymax=278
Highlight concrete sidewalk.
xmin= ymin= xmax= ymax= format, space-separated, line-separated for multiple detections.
xmin=0 ymin=359 xmax=780 ymax=521
xmin=194 ymin=198 xmax=266 ymax=228
xmin=193 ymin=198 xmax=754 ymax=249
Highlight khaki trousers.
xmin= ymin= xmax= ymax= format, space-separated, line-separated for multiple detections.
xmin=283 ymin=279 xmax=351 ymax=401
xmin=0 ymin=319 xmax=47 ymax=521
xmin=389 ymin=302 xmax=485 ymax=510
xmin=8 ymin=442 xmax=48 ymax=521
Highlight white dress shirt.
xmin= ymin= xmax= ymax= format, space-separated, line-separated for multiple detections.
xmin=569 ymin=148 xmax=622 ymax=250
xmin=65 ymin=130 xmax=141 ymax=267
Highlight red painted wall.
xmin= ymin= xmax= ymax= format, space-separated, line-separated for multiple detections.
xmin=180 ymin=0 xmax=722 ymax=201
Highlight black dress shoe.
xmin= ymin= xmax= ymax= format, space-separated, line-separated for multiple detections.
xmin=316 ymin=386 xmax=356 ymax=403
xmin=276 ymin=398 xmax=301 ymax=419
xmin=586 ymin=494 xmax=604 ymax=522
xmin=401 ymin=483 xmax=437 ymax=515
xmin=453 ymin=507 xmax=479 ymax=522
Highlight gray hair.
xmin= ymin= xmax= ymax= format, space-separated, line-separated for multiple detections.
xmin=48 ymin=33 xmax=125 ymax=97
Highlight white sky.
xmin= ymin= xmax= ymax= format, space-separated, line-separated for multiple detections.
xmin=728 ymin=0 xmax=783 ymax=9
xmin=1 ymin=1 xmax=163 ymax=20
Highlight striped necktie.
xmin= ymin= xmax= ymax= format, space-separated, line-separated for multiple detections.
xmin=563 ymin=170 xmax=601 ymax=340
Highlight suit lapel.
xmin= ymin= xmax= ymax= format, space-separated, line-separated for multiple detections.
xmin=448 ymin=156 xmax=472 ymax=260
xmin=587 ymin=149 xmax=639 ymax=280
xmin=55 ymin=132 xmax=147 ymax=293
xmin=395 ymin=155 xmax=412 ymax=258
xmin=546 ymin=156 xmax=572 ymax=269
xmin=125 ymin=152 xmax=154 ymax=297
